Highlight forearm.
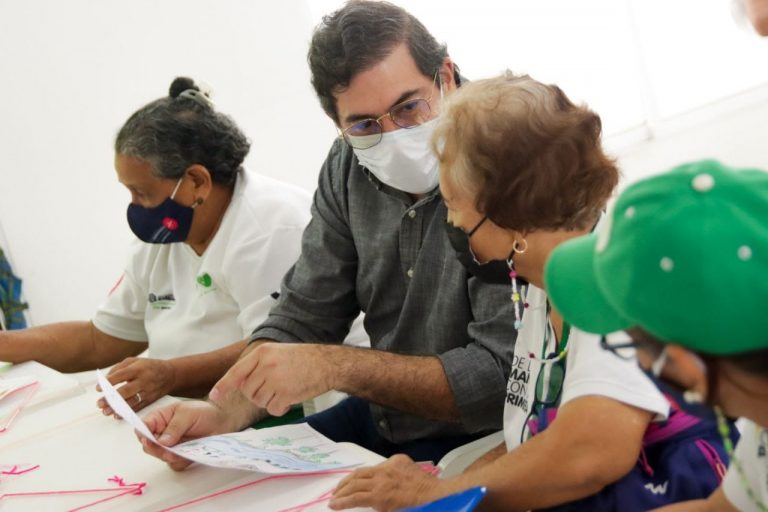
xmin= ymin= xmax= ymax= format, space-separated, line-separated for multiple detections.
xmin=444 ymin=433 xmax=614 ymax=510
xmin=435 ymin=398 xmax=651 ymax=511
xmin=168 ymin=340 xmax=248 ymax=397
xmin=0 ymin=321 xmax=140 ymax=372
xmin=464 ymin=442 xmax=507 ymax=473
xmin=330 ymin=345 xmax=460 ymax=421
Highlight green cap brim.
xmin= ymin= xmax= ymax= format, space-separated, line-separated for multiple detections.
xmin=545 ymin=234 xmax=631 ymax=335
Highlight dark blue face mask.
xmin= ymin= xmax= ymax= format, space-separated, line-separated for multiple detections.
xmin=126 ymin=177 xmax=196 ymax=244
xmin=444 ymin=216 xmax=513 ymax=285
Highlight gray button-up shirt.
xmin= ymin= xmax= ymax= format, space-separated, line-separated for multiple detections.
xmin=251 ymin=139 xmax=517 ymax=443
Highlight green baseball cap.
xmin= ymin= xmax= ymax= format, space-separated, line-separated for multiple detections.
xmin=545 ymin=160 xmax=768 ymax=355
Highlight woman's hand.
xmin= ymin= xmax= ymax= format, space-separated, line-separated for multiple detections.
xmin=329 ymin=454 xmax=444 ymax=511
xmin=96 ymin=357 xmax=177 ymax=416
xmin=138 ymin=400 xmax=237 ymax=471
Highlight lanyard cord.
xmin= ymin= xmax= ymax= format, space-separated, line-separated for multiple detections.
xmin=716 ymin=408 xmax=768 ymax=512
xmin=540 ymin=302 xmax=570 ymax=361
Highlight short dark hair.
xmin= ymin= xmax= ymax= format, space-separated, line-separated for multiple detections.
xmin=308 ymin=0 xmax=448 ymax=124
xmin=115 ymin=77 xmax=251 ymax=186
xmin=434 ymin=71 xmax=619 ymax=232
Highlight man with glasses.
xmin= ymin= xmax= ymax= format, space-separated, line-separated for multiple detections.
xmin=139 ymin=0 xmax=516 ymax=465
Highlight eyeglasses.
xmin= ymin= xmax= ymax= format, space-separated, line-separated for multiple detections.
xmin=534 ymin=358 xmax=566 ymax=406
xmin=520 ymin=317 xmax=569 ymax=443
xmin=599 ymin=335 xmax=639 ymax=360
xmin=532 ymin=320 xmax=568 ymax=406
xmin=520 ymin=357 xmax=566 ymax=444
xmin=340 ymin=73 xmax=440 ymax=150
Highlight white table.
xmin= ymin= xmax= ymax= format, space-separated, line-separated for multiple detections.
xmin=1 ymin=371 xmax=382 ymax=511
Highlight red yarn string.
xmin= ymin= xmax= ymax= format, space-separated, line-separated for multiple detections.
xmin=0 ymin=473 xmax=145 ymax=511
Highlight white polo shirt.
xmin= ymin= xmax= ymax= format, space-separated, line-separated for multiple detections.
xmin=503 ymin=284 xmax=669 ymax=450
xmin=93 ymin=170 xmax=311 ymax=359
xmin=723 ymin=419 xmax=768 ymax=511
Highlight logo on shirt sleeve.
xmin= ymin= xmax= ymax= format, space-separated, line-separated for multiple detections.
xmin=148 ymin=292 xmax=175 ymax=310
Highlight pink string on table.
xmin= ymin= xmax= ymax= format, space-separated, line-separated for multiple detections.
xmin=277 ymin=489 xmax=336 ymax=512
xmin=160 ymin=461 xmax=442 ymax=511
xmin=0 ymin=464 xmax=40 ymax=479
xmin=159 ymin=458 xmax=443 ymax=511
xmin=277 ymin=461 xmax=441 ymax=511
xmin=276 ymin=465 xmax=443 ymax=512
xmin=0 ymin=473 xmax=146 ymax=512
xmin=0 ymin=381 xmax=40 ymax=433
xmin=158 ymin=469 xmax=354 ymax=512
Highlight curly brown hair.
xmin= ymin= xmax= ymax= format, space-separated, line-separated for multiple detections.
xmin=433 ymin=71 xmax=619 ymax=232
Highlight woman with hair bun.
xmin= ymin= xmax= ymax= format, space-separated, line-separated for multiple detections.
xmin=0 ymin=77 xmax=312 ymax=414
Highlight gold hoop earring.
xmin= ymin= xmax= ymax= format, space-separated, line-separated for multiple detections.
xmin=513 ymin=238 xmax=528 ymax=254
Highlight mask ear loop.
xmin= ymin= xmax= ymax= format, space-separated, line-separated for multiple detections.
xmin=651 ymin=347 xmax=669 ymax=377
xmin=169 ymin=176 xmax=185 ymax=200
xmin=170 ymin=175 xmax=204 ymax=208
xmin=683 ymin=351 xmax=711 ymax=404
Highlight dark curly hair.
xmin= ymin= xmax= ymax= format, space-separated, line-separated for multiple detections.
xmin=308 ymin=0 xmax=450 ymax=124
xmin=433 ymin=71 xmax=619 ymax=232
xmin=115 ymin=77 xmax=251 ymax=186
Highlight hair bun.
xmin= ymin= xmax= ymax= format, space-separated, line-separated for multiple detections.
xmin=169 ymin=77 xmax=198 ymax=98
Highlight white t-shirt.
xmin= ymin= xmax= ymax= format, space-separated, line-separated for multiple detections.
xmin=93 ymin=170 xmax=312 ymax=359
xmin=723 ymin=419 xmax=768 ymax=511
xmin=503 ymin=284 xmax=669 ymax=450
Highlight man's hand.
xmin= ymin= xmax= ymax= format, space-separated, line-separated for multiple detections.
xmin=138 ymin=400 xmax=238 ymax=471
xmin=329 ymin=455 xmax=444 ymax=511
xmin=210 ymin=342 xmax=337 ymax=416
xmin=96 ymin=357 xmax=177 ymax=416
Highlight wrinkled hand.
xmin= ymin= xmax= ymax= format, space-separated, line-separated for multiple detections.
xmin=138 ymin=400 xmax=236 ymax=471
xmin=329 ymin=454 xmax=442 ymax=511
xmin=209 ymin=342 xmax=336 ymax=417
xmin=96 ymin=357 xmax=177 ymax=416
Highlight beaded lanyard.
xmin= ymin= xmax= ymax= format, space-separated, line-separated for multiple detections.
xmin=715 ymin=407 xmax=768 ymax=512
xmin=508 ymin=261 xmax=525 ymax=329
xmin=507 ymin=259 xmax=569 ymax=361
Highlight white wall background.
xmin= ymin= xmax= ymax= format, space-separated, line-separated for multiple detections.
xmin=0 ymin=0 xmax=766 ymax=325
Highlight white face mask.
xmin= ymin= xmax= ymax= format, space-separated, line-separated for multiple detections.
xmin=351 ymin=117 xmax=441 ymax=194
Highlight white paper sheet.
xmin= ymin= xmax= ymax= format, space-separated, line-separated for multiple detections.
xmin=96 ymin=369 xmax=156 ymax=440
xmin=96 ymin=369 xmax=365 ymax=474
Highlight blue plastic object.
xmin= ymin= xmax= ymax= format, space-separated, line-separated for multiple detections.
xmin=0 ymin=248 xmax=27 ymax=329
xmin=401 ymin=486 xmax=487 ymax=512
